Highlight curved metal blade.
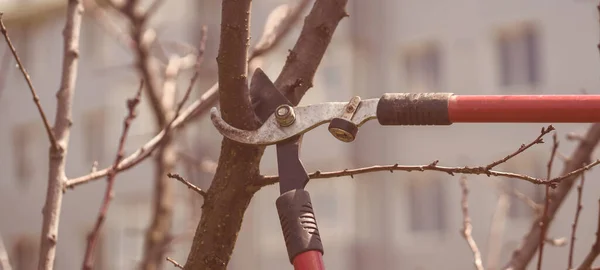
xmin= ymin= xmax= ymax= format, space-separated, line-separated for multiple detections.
xmin=210 ymin=99 xmax=379 ymax=145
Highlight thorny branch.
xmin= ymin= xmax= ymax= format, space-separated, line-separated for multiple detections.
xmin=167 ymin=173 xmax=206 ymax=197
xmin=38 ymin=0 xmax=84 ymax=268
xmin=459 ymin=176 xmax=484 ymax=270
xmin=576 ymin=199 xmax=600 ymax=270
xmin=82 ymin=81 xmax=143 ymax=270
xmin=569 ymin=172 xmax=587 ymax=269
xmin=0 ymin=14 xmax=58 ymax=150
xmin=537 ymin=133 xmax=559 ymax=270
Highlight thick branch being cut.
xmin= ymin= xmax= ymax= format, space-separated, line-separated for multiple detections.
xmin=184 ymin=0 xmax=349 ymax=269
xmin=503 ymin=124 xmax=600 ymax=270
xmin=38 ymin=1 xmax=84 ymax=269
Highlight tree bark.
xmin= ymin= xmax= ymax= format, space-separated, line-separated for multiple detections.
xmin=38 ymin=1 xmax=83 ymax=269
xmin=184 ymin=0 xmax=349 ymax=269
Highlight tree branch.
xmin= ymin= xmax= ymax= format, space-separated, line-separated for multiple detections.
xmin=168 ymin=173 xmax=206 ymax=197
xmin=537 ymin=133 xmax=559 ymax=270
xmin=569 ymin=172 xmax=586 ymax=269
xmin=82 ymin=80 xmax=143 ymax=270
xmin=184 ymin=0 xmax=349 ymax=268
xmin=258 ymin=126 xmax=599 ymax=187
xmin=503 ymin=123 xmax=600 ymax=270
xmin=576 ymin=199 xmax=600 ymax=270
xmin=38 ymin=1 xmax=84 ymax=269
xmin=166 ymin=257 xmax=183 ymax=269
xmin=0 ymin=14 xmax=58 ymax=150
xmin=459 ymin=176 xmax=484 ymax=270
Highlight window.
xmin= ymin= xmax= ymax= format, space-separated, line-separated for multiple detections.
xmin=404 ymin=44 xmax=441 ymax=93
xmin=407 ymin=177 xmax=446 ymax=232
xmin=12 ymin=121 xmax=40 ymax=187
xmin=11 ymin=235 xmax=37 ymax=270
xmin=497 ymin=24 xmax=541 ymax=88
xmin=83 ymin=108 xmax=107 ymax=166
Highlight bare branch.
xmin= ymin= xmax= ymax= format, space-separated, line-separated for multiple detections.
xmin=65 ymin=83 xmax=218 ymax=188
xmin=258 ymin=125 xmax=574 ymax=187
xmin=537 ymin=133 xmax=559 ymax=270
xmin=576 ymin=199 xmax=600 ymax=270
xmin=497 ymin=183 xmax=541 ymax=214
xmin=82 ymin=80 xmax=143 ymax=270
xmin=504 ymin=123 xmax=600 ymax=270
xmin=459 ymin=176 xmax=484 ymax=270
xmin=38 ymin=1 xmax=84 ymax=268
xmin=487 ymin=125 xmax=554 ymax=170
xmin=569 ymin=172 xmax=587 ymax=269
xmin=166 ymin=257 xmax=184 ymax=269
xmin=0 ymin=13 xmax=58 ymax=150
xmin=168 ymin=173 xmax=206 ymax=197
xmin=0 ymin=233 xmax=12 ymax=270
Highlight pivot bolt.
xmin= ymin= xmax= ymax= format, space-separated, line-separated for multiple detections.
xmin=275 ymin=104 xmax=296 ymax=127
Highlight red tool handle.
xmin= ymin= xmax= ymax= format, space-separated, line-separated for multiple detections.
xmin=376 ymin=94 xmax=600 ymax=125
xmin=449 ymin=95 xmax=600 ymax=122
xmin=293 ymin=251 xmax=326 ymax=270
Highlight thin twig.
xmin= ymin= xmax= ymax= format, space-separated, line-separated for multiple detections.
xmin=0 ymin=13 xmax=58 ymax=150
xmin=486 ymin=192 xmax=510 ymax=270
xmin=65 ymin=83 xmax=219 ymax=188
xmin=167 ymin=173 xmax=206 ymax=197
xmin=82 ymin=81 xmax=143 ymax=270
xmin=496 ymin=182 xmax=542 ymax=214
xmin=504 ymin=123 xmax=600 ymax=270
xmin=259 ymin=126 xmax=600 ymax=187
xmin=537 ymin=133 xmax=559 ymax=270
xmin=166 ymin=257 xmax=183 ymax=269
xmin=38 ymin=1 xmax=84 ymax=268
xmin=459 ymin=176 xmax=484 ymax=270
xmin=486 ymin=125 xmax=554 ymax=170
xmin=576 ymin=199 xmax=600 ymax=270
xmin=569 ymin=172 xmax=587 ymax=269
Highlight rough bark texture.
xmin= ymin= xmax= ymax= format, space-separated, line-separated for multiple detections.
xmin=38 ymin=1 xmax=83 ymax=269
xmin=184 ymin=0 xmax=349 ymax=269
xmin=503 ymin=123 xmax=600 ymax=270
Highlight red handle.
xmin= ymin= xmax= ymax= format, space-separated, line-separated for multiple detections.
xmin=448 ymin=95 xmax=600 ymax=123
xmin=293 ymin=251 xmax=325 ymax=270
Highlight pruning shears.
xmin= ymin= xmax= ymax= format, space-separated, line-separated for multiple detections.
xmin=211 ymin=68 xmax=600 ymax=270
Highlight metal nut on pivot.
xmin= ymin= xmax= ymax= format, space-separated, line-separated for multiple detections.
xmin=275 ymin=104 xmax=296 ymax=127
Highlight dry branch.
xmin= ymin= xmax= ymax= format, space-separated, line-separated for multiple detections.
xmin=38 ymin=1 xmax=84 ymax=269
xmin=537 ymin=133 xmax=559 ymax=270
xmin=0 ymin=14 xmax=58 ymax=150
xmin=569 ymin=172 xmax=587 ymax=269
xmin=459 ymin=176 xmax=484 ymax=270
xmin=576 ymin=199 xmax=600 ymax=270
xmin=503 ymin=124 xmax=600 ymax=270
xmin=486 ymin=193 xmax=510 ymax=270
xmin=166 ymin=257 xmax=183 ymax=269
xmin=167 ymin=173 xmax=206 ymax=197
xmin=82 ymin=81 xmax=143 ymax=270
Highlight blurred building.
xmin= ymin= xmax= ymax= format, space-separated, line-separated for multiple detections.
xmin=1 ymin=0 xmax=600 ymax=270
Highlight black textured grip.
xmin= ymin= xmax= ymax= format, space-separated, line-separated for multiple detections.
xmin=276 ymin=189 xmax=324 ymax=263
xmin=376 ymin=93 xmax=453 ymax=125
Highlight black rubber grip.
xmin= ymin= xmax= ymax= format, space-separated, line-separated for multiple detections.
xmin=376 ymin=93 xmax=453 ymax=125
xmin=276 ymin=189 xmax=324 ymax=263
